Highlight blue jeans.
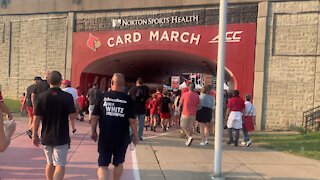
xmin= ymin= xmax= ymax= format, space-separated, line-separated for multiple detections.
xmin=137 ymin=114 xmax=146 ymax=139
xmin=242 ymin=128 xmax=250 ymax=141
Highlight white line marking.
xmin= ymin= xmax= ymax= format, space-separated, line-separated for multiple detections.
xmin=143 ymin=130 xmax=177 ymax=140
xmin=131 ymin=148 xmax=141 ymax=180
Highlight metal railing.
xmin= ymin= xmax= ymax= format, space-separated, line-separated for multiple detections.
xmin=302 ymin=106 xmax=320 ymax=133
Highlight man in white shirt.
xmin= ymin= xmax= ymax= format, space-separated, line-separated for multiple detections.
xmin=61 ymin=80 xmax=78 ymax=133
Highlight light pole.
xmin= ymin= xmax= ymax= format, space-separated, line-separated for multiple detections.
xmin=212 ymin=0 xmax=227 ymax=179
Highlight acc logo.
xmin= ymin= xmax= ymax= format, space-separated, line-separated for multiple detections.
xmin=209 ymin=31 xmax=243 ymax=43
xmin=87 ymin=33 xmax=102 ymax=51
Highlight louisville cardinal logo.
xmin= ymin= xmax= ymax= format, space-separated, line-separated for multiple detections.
xmin=87 ymin=33 xmax=101 ymax=51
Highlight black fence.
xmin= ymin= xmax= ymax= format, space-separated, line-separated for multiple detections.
xmin=302 ymin=106 xmax=320 ymax=133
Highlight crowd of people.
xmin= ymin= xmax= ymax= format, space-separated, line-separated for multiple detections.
xmin=0 ymin=70 xmax=257 ymax=180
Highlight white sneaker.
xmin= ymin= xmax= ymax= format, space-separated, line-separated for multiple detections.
xmin=186 ymin=137 xmax=193 ymax=146
xmin=200 ymin=142 xmax=205 ymax=146
xmin=241 ymin=141 xmax=246 ymax=146
xmin=205 ymin=140 xmax=209 ymax=145
xmin=246 ymin=140 xmax=252 ymax=147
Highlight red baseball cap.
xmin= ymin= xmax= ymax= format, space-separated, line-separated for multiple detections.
xmin=61 ymin=80 xmax=71 ymax=86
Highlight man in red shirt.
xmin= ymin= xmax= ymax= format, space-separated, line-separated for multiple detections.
xmin=179 ymin=82 xmax=200 ymax=146
xmin=225 ymin=90 xmax=245 ymax=146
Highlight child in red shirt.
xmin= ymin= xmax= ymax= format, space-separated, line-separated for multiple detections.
xmin=78 ymin=93 xmax=88 ymax=121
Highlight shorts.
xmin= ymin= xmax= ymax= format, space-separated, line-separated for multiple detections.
xmin=146 ymin=109 xmax=150 ymax=116
xmin=180 ymin=115 xmax=196 ymax=129
xmin=160 ymin=112 xmax=171 ymax=119
xmin=196 ymin=107 xmax=212 ymax=123
xmin=151 ymin=114 xmax=159 ymax=119
xmin=98 ymin=139 xmax=130 ymax=167
xmin=26 ymin=107 xmax=34 ymax=118
xmin=43 ymin=144 xmax=69 ymax=166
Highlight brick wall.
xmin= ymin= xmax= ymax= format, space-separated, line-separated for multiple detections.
xmin=0 ymin=14 xmax=68 ymax=99
xmin=264 ymin=0 xmax=320 ymax=130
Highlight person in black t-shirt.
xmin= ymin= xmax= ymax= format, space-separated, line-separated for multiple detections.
xmin=159 ymin=89 xmax=172 ymax=131
xmin=91 ymin=73 xmax=138 ymax=180
xmin=32 ymin=71 xmax=50 ymax=108
xmin=32 ymin=71 xmax=76 ymax=180
xmin=128 ymin=77 xmax=150 ymax=140
xmin=25 ymin=76 xmax=42 ymax=139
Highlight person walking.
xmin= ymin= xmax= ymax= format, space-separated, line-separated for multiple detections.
xmin=159 ymin=89 xmax=172 ymax=131
xmin=87 ymin=82 xmax=100 ymax=124
xmin=32 ymin=71 xmax=50 ymax=107
xmin=196 ymin=85 xmax=215 ymax=145
xmin=128 ymin=77 xmax=150 ymax=140
xmin=225 ymin=90 xmax=245 ymax=146
xmin=173 ymin=90 xmax=181 ymax=128
xmin=91 ymin=73 xmax=138 ymax=180
xmin=25 ymin=76 xmax=42 ymax=138
xmin=61 ymin=80 xmax=78 ymax=133
xmin=149 ymin=93 xmax=160 ymax=132
xmin=241 ymin=94 xmax=256 ymax=147
xmin=32 ymin=71 xmax=77 ymax=180
xmin=179 ymin=82 xmax=200 ymax=146
xmin=0 ymin=91 xmax=15 ymax=152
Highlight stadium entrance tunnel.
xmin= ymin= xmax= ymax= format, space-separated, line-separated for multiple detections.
xmin=71 ymin=24 xmax=256 ymax=96
xmin=78 ymin=50 xmax=235 ymax=93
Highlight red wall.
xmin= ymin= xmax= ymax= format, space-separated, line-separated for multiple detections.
xmin=72 ymin=23 xmax=257 ymax=97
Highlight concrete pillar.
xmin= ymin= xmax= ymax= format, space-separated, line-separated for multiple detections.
xmin=65 ymin=12 xmax=74 ymax=81
xmin=253 ymin=1 xmax=269 ymax=131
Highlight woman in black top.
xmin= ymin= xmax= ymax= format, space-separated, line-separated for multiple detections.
xmin=159 ymin=90 xmax=172 ymax=131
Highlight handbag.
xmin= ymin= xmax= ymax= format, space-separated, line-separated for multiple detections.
xmin=3 ymin=119 xmax=16 ymax=142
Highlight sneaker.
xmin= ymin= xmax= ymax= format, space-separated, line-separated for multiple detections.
xmin=246 ymin=140 xmax=252 ymax=147
xmin=200 ymin=142 xmax=205 ymax=146
xmin=227 ymin=140 xmax=234 ymax=145
xmin=205 ymin=140 xmax=209 ymax=145
xmin=186 ymin=137 xmax=193 ymax=146
xmin=26 ymin=130 xmax=32 ymax=139
xmin=72 ymin=129 xmax=77 ymax=134
xmin=241 ymin=141 xmax=246 ymax=146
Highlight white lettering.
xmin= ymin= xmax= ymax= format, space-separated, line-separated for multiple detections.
xmin=208 ymin=31 xmax=244 ymax=43
xmin=107 ymin=37 xmax=115 ymax=47
xmin=124 ymin=33 xmax=132 ymax=44
xmin=190 ymin=33 xmax=201 ymax=45
xmin=133 ymin=32 xmax=141 ymax=42
xmin=150 ymin=31 xmax=159 ymax=41
xmin=232 ymin=31 xmax=243 ymax=42
xmin=180 ymin=32 xmax=190 ymax=43
xmin=160 ymin=31 xmax=170 ymax=41
xmin=170 ymin=31 xmax=180 ymax=42
xmin=116 ymin=36 xmax=124 ymax=46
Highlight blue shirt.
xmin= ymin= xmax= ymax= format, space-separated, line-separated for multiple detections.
xmin=199 ymin=93 xmax=215 ymax=109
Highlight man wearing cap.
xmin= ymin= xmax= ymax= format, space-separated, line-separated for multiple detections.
xmin=25 ymin=76 xmax=42 ymax=138
xmin=61 ymin=80 xmax=78 ymax=133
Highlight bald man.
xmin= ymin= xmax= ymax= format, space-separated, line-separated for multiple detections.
xmin=91 ymin=73 xmax=138 ymax=180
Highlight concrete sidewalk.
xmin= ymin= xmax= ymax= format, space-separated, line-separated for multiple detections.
xmin=136 ymin=132 xmax=320 ymax=180
xmin=1 ymin=116 xmax=320 ymax=180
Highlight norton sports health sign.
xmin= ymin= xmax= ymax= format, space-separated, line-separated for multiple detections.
xmin=72 ymin=23 xmax=256 ymax=95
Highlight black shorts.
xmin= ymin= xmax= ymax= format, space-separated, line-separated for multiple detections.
xmin=98 ymin=138 xmax=130 ymax=166
xmin=196 ymin=107 xmax=213 ymax=123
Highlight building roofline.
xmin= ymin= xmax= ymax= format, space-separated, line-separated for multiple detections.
xmin=0 ymin=0 xmax=263 ymax=15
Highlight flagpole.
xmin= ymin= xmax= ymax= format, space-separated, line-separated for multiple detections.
xmin=212 ymin=0 xmax=227 ymax=179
